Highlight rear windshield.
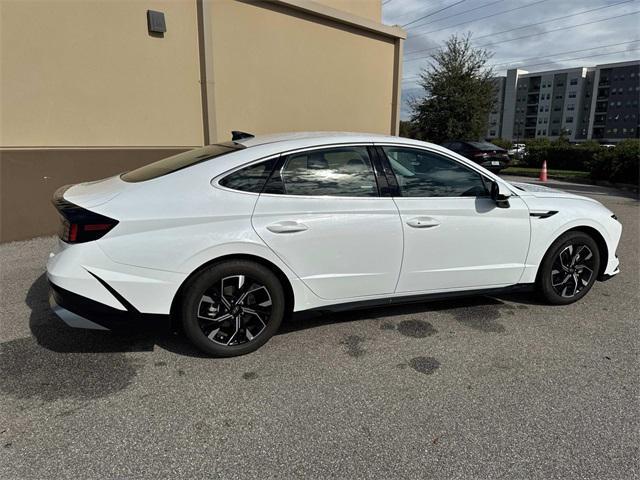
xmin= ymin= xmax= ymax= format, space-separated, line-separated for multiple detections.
xmin=121 ymin=142 xmax=245 ymax=182
xmin=468 ymin=142 xmax=505 ymax=151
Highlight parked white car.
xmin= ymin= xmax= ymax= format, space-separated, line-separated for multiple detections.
xmin=47 ymin=132 xmax=621 ymax=356
xmin=508 ymin=143 xmax=526 ymax=157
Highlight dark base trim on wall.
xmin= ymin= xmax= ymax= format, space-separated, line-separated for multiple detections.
xmin=0 ymin=147 xmax=190 ymax=243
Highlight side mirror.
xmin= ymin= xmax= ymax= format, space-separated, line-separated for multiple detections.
xmin=491 ymin=181 xmax=511 ymax=208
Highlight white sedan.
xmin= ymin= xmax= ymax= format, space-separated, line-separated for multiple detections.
xmin=47 ymin=132 xmax=621 ymax=356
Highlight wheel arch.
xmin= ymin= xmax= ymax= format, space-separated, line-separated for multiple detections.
xmin=535 ymin=225 xmax=609 ymax=284
xmin=169 ymin=253 xmax=295 ymax=329
xmin=565 ymin=226 xmax=609 ymax=278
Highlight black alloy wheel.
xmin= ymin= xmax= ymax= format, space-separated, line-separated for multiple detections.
xmin=539 ymin=231 xmax=600 ymax=305
xmin=181 ymin=260 xmax=285 ymax=356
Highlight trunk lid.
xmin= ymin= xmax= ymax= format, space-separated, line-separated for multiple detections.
xmin=60 ymin=174 xmax=129 ymax=208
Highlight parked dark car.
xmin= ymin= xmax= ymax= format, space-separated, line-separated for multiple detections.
xmin=441 ymin=141 xmax=510 ymax=172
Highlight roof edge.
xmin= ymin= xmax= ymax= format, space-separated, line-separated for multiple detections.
xmin=265 ymin=0 xmax=407 ymax=40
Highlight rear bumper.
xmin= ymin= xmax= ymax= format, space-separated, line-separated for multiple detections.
xmin=49 ymin=281 xmax=169 ymax=331
xmin=480 ymin=160 xmax=508 ymax=170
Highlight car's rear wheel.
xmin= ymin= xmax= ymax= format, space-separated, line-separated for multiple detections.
xmin=538 ymin=231 xmax=600 ymax=305
xmin=180 ymin=260 xmax=285 ymax=356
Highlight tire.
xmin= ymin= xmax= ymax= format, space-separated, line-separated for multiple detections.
xmin=538 ymin=231 xmax=600 ymax=305
xmin=180 ymin=260 xmax=285 ymax=357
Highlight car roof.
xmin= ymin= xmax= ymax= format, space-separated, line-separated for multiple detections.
xmin=237 ymin=131 xmax=398 ymax=148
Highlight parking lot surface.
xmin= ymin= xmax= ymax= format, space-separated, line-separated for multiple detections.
xmin=1 ymin=178 xmax=638 ymax=479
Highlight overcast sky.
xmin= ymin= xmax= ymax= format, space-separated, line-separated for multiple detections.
xmin=383 ymin=0 xmax=640 ymax=119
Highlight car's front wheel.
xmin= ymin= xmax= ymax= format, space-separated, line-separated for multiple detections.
xmin=538 ymin=231 xmax=600 ymax=305
xmin=180 ymin=260 xmax=285 ymax=356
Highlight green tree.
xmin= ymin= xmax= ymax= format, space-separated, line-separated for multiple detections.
xmin=409 ymin=34 xmax=496 ymax=144
xmin=491 ymin=138 xmax=513 ymax=150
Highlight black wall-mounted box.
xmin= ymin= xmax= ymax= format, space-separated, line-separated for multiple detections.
xmin=147 ymin=10 xmax=166 ymax=34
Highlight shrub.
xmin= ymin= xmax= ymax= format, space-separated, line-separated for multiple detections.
xmin=490 ymin=138 xmax=512 ymax=150
xmin=587 ymin=139 xmax=640 ymax=185
xmin=523 ymin=138 xmax=600 ymax=171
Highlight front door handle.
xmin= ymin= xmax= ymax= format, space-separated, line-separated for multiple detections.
xmin=406 ymin=217 xmax=440 ymax=229
xmin=266 ymin=221 xmax=309 ymax=234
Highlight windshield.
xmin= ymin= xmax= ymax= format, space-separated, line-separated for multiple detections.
xmin=121 ymin=142 xmax=245 ymax=182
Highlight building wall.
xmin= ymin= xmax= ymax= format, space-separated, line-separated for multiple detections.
xmin=486 ymin=77 xmax=505 ymax=139
xmin=1 ymin=0 xmax=204 ymax=148
xmin=588 ymin=61 xmax=640 ymax=142
xmin=314 ymin=0 xmax=381 ymax=22
xmin=204 ymin=0 xmax=398 ymax=142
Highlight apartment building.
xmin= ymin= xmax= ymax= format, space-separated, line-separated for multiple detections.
xmin=486 ymin=77 xmax=506 ymax=139
xmin=487 ymin=60 xmax=639 ymax=143
xmin=588 ymin=60 xmax=640 ymax=142
xmin=0 ymin=0 xmax=405 ymax=242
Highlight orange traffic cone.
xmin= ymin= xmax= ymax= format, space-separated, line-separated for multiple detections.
xmin=539 ymin=160 xmax=548 ymax=182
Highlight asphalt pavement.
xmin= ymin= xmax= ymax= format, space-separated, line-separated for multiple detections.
xmin=1 ymin=177 xmax=638 ymax=479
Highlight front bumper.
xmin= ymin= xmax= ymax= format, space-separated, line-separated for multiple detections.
xmin=49 ymin=281 xmax=169 ymax=331
xmin=598 ymin=255 xmax=620 ymax=281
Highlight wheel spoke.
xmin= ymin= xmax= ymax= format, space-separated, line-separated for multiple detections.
xmin=207 ymin=328 xmax=220 ymax=340
xmin=559 ymin=247 xmax=572 ymax=272
xmin=198 ymin=312 xmax=232 ymax=323
xmin=243 ymin=307 xmax=266 ymax=328
xmin=552 ymin=273 xmax=571 ymax=287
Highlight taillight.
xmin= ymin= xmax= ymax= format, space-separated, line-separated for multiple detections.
xmin=53 ymin=186 xmax=118 ymax=244
xmin=58 ymin=217 xmax=117 ymax=243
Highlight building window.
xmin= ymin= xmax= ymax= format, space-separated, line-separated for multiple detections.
xmin=568 ymin=92 xmax=576 ymax=98
xmin=570 ymin=78 xmax=578 ymax=85
xmin=566 ymin=117 xmax=574 ymax=123
xmin=567 ymin=104 xmax=575 ymax=111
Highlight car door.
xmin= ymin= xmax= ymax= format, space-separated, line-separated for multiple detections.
xmin=251 ymin=145 xmax=403 ymax=300
xmin=377 ymin=145 xmax=530 ymax=293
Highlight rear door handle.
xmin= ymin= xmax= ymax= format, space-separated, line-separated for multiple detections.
xmin=406 ymin=217 xmax=440 ymax=229
xmin=266 ymin=221 xmax=309 ymax=234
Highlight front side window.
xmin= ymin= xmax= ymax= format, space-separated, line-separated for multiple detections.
xmin=381 ymin=147 xmax=489 ymax=198
xmin=265 ymin=146 xmax=378 ymax=197
xmin=219 ymin=158 xmax=277 ymax=193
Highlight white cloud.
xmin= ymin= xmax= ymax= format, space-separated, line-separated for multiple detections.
xmin=385 ymin=0 xmax=640 ymax=119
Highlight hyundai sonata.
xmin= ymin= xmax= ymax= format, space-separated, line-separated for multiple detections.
xmin=47 ymin=132 xmax=621 ymax=356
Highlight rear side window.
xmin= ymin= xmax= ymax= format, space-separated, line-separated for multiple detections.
xmin=264 ymin=146 xmax=378 ymax=197
xmin=219 ymin=158 xmax=277 ymax=193
xmin=122 ymin=142 xmax=244 ymax=182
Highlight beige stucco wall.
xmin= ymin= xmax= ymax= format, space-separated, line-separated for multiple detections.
xmin=314 ymin=0 xmax=381 ymax=22
xmin=0 ymin=0 xmax=203 ymax=147
xmin=205 ymin=0 xmax=397 ymax=141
